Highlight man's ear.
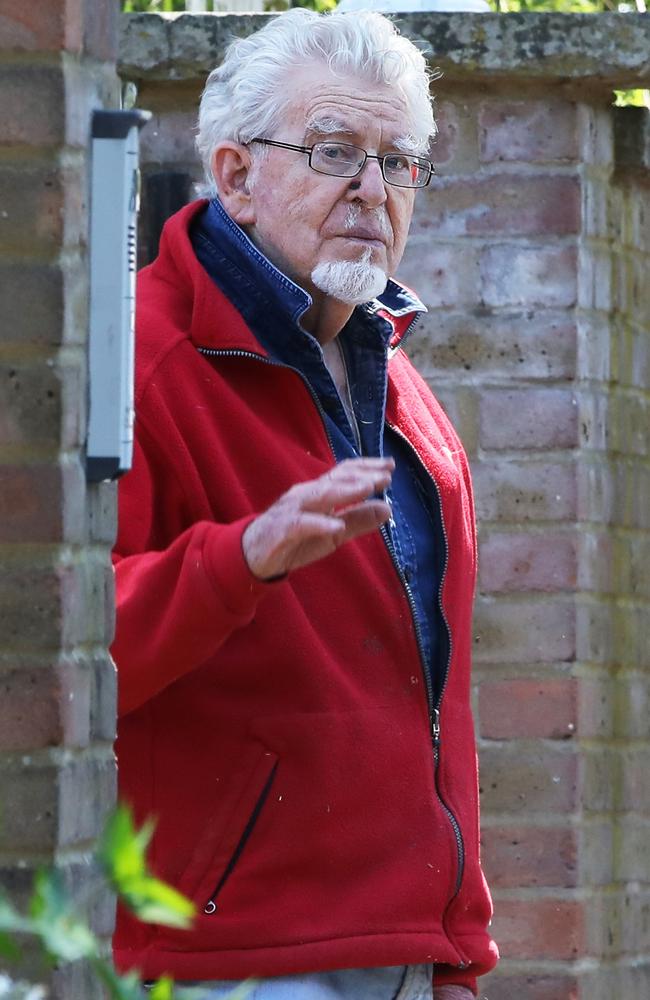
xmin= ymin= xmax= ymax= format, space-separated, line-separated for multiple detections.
xmin=211 ymin=143 xmax=255 ymax=225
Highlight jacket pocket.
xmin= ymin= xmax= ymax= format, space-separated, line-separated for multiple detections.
xmin=174 ymin=747 xmax=279 ymax=914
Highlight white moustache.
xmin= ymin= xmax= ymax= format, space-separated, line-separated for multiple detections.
xmin=343 ymin=204 xmax=392 ymax=241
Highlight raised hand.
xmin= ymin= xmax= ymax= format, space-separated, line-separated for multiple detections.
xmin=242 ymin=457 xmax=394 ymax=580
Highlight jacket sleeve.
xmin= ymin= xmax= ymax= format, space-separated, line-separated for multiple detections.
xmin=111 ymin=435 xmax=271 ymax=717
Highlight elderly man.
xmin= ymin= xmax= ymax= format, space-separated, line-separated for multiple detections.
xmin=112 ymin=9 xmax=498 ymax=999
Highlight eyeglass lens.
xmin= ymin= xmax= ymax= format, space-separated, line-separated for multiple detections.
xmin=310 ymin=142 xmax=430 ymax=188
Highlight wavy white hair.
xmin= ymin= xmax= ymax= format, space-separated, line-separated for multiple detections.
xmin=196 ymin=9 xmax=437 ymax=196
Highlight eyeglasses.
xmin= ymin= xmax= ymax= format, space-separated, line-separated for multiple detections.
xmin=250 ymin=138 xmax=435 ymax=189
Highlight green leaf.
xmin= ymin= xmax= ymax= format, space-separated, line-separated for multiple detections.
xmin=97 ymin=806 xmax=154 ymax=888
xmin=27 ymin=870 xmax=97 ymax=963
xmin=0 ymin=892 xmax=33 ymax=937
xmin=37 ymin=914 xmax=97 ymax=964
xmin=148 ymin=976 xmax=175 ymax=1000
xmin=28 ymin=869 xmax=67 ymax=922
xmin=97 ymin=807 xmax=195 ymax=929
xmin=614 ymin=88 xmax=650 ymax=108
xmin=120 ymin=875 xmax=195 ymax=929
xmin=92 ymin=959 xmax=149 ymax=1000
xmin=0 ymin=929 xmax=22 ymax=960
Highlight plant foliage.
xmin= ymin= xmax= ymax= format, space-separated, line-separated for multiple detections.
xmin=0 ymin=806 xmax=253 ymax=1000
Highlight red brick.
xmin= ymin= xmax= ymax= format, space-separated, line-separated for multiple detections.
xmin=620 ymin=889 xmax=650 ymax=957
xmin=478 ymin=971 xmax=578 ymax=1000
xmin=578 ymin=246 xmax=613 ymax=312
xmin=414 ymin=175 xmax=580 ymax=238
xmin=0 ymin=359 xmax=84 ymax=453
xmin=396 ymin=242 xmax=480 ymax=308
xmin=0 ymin=0 xmax=82 ymax=53
xmin=479 ymin=678 xmax=577 ymax=740
xmin=140 ymin=109 xmax=199 ymax=168
xmin=89 ymin=651 xmax=117 ymax=742
xmin=474 ymin=597 xmax=575 ymax=664
xmin=489 ymin=898 xmax=584 ymax=960
xmin=0 ymin=753 xmax=114 ymax=852
xmin=0 ymin=554 xmax=114 ymax=652
xmin=577 ymin=312 xmax=612 ymax=382
xmin=58 ymin=752 xmax=116 ymax=846
xmin=479 ymin=388 xmax=578 ymax=452
xmin=581 ymin=746 xmax=618 ymax=813
xmin=577 ymin=675 xmax=613 ymax=740
xmin=479 ymin=531 xmax=577 ymax=593
xmin=579 ymin=821 xmax=614 ymax=887
xmin=481 ymin=824 xmax=577 ymax=887
xmin=0 ymin=161 xmax=86 ymax=256
xmin=576 ymin=389 xmax=609 ymax=453
xmin=88 ymin=482 xmax=118 ymax=545
xmin=614 ymin=671 xmax=650 ymax=740
xmin=481 ymin=244 xmax=578 ymax=309
xmin=472 ymin=459 xmax=577 ymax=523
xmin=576 ymin=599 xmax=614 ymax=665
xmin=576 ymin=460 xmax=613 ymax=526
xmin=0 ymin=660 xmax=90 ymax=751
xmin=478 ymin=744 xmax=578 ymax=813
xmin=0 ymin=459 xmax=86 ymax=544
xmin=82 ymin=0 xmax=118 ymax=62
xmin=617 ymin=817 xmax=650 ymax=881
xmin=0 ymin=66 xmax=66 ymax=148
xmin=578 ymin=104 xmax=613 ymax=168
xmin=429 ymin=100 xmax=461 ymax=167
xmin=621 ymin=749 xmax=650 ymax=814
xmin=479 ymin=100 xmax=579 ymax=163
xmin=576 ymin=530 xmax=613 ymax=594
xmin=405 ymin=310 xmax=577 ymax=381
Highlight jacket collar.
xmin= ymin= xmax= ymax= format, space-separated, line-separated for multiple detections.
xmin=153 ymin=198 xmax=426 ymax=354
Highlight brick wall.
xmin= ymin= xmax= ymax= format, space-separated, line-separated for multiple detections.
xmin=2 ymin=8 xmax=645 ymax=997
xmin=0 ymin=1 xmax=120 ymax=995
xmin=117 ymin=12 xmax=650 ymax=998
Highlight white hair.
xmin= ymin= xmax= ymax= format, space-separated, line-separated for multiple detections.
xmin=312 ymin=247 xmax=387 ymax=305
xmin=196 ymin=9 xmax=437 ymax=195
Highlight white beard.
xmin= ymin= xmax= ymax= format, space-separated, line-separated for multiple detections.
xmin=311 ymin=247 xmax=387 ymax=306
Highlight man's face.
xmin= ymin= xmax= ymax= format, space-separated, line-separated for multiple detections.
xmin=241 ymin=65 xmax=418 ymax=301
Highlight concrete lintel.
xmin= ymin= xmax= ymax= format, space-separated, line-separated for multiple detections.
xmin=119 ymin=11 xmax=650 ymax=89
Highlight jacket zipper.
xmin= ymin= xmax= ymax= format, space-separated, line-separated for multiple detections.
xmin=197 ymin=347 xmax=338 ymax=456
xmin=198 ymin=346 xmax=467 ymax=960
xmin=204 ymin=761 xmax=278 ymax=915
xmin=383 ymin=422 xmax=467 ymax=965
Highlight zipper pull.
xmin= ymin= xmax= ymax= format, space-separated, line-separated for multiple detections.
xmin=383 ymin=490 xmax=396 ymax=529
xmin=431 ymin=708 xmax=441 ymax=747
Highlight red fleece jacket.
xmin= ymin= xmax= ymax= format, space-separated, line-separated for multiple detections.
xmin=112 ymin=202 xmax=498 ymax=991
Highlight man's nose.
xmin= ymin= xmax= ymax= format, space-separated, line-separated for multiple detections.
xmin=347 ymin=157 xmax=388 ymax=206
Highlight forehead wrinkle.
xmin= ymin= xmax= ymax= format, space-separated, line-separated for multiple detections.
xmin=300 ymin=91 xmax=419 ymax=152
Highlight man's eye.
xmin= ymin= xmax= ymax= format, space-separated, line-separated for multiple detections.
xmin=384 ymin=155 xmax=411 ymax=172
xmin=322 ymin=144 xmax=347 ymax=160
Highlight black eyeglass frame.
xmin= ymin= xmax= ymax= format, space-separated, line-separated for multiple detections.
xmin=250 ymin=137 xmax=435 ymax=189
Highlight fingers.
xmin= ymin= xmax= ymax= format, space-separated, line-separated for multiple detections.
xmin=335 ymin=499 xmax=392 ymax=540
xmin=242 ymin=459 xmax=394 ymax=580
xmin=289 ymin=458 xmax=394 ymax=514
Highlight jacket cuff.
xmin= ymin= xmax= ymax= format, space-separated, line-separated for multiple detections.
xmin=201 ymin=515 xmax=279 ymax=618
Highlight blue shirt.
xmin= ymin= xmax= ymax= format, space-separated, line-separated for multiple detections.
xmin=191 ymin=198 xmax=447 ymax=704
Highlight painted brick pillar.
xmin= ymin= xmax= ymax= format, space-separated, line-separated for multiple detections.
xmin=0 ymin=2 xmax=120 ymax=995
